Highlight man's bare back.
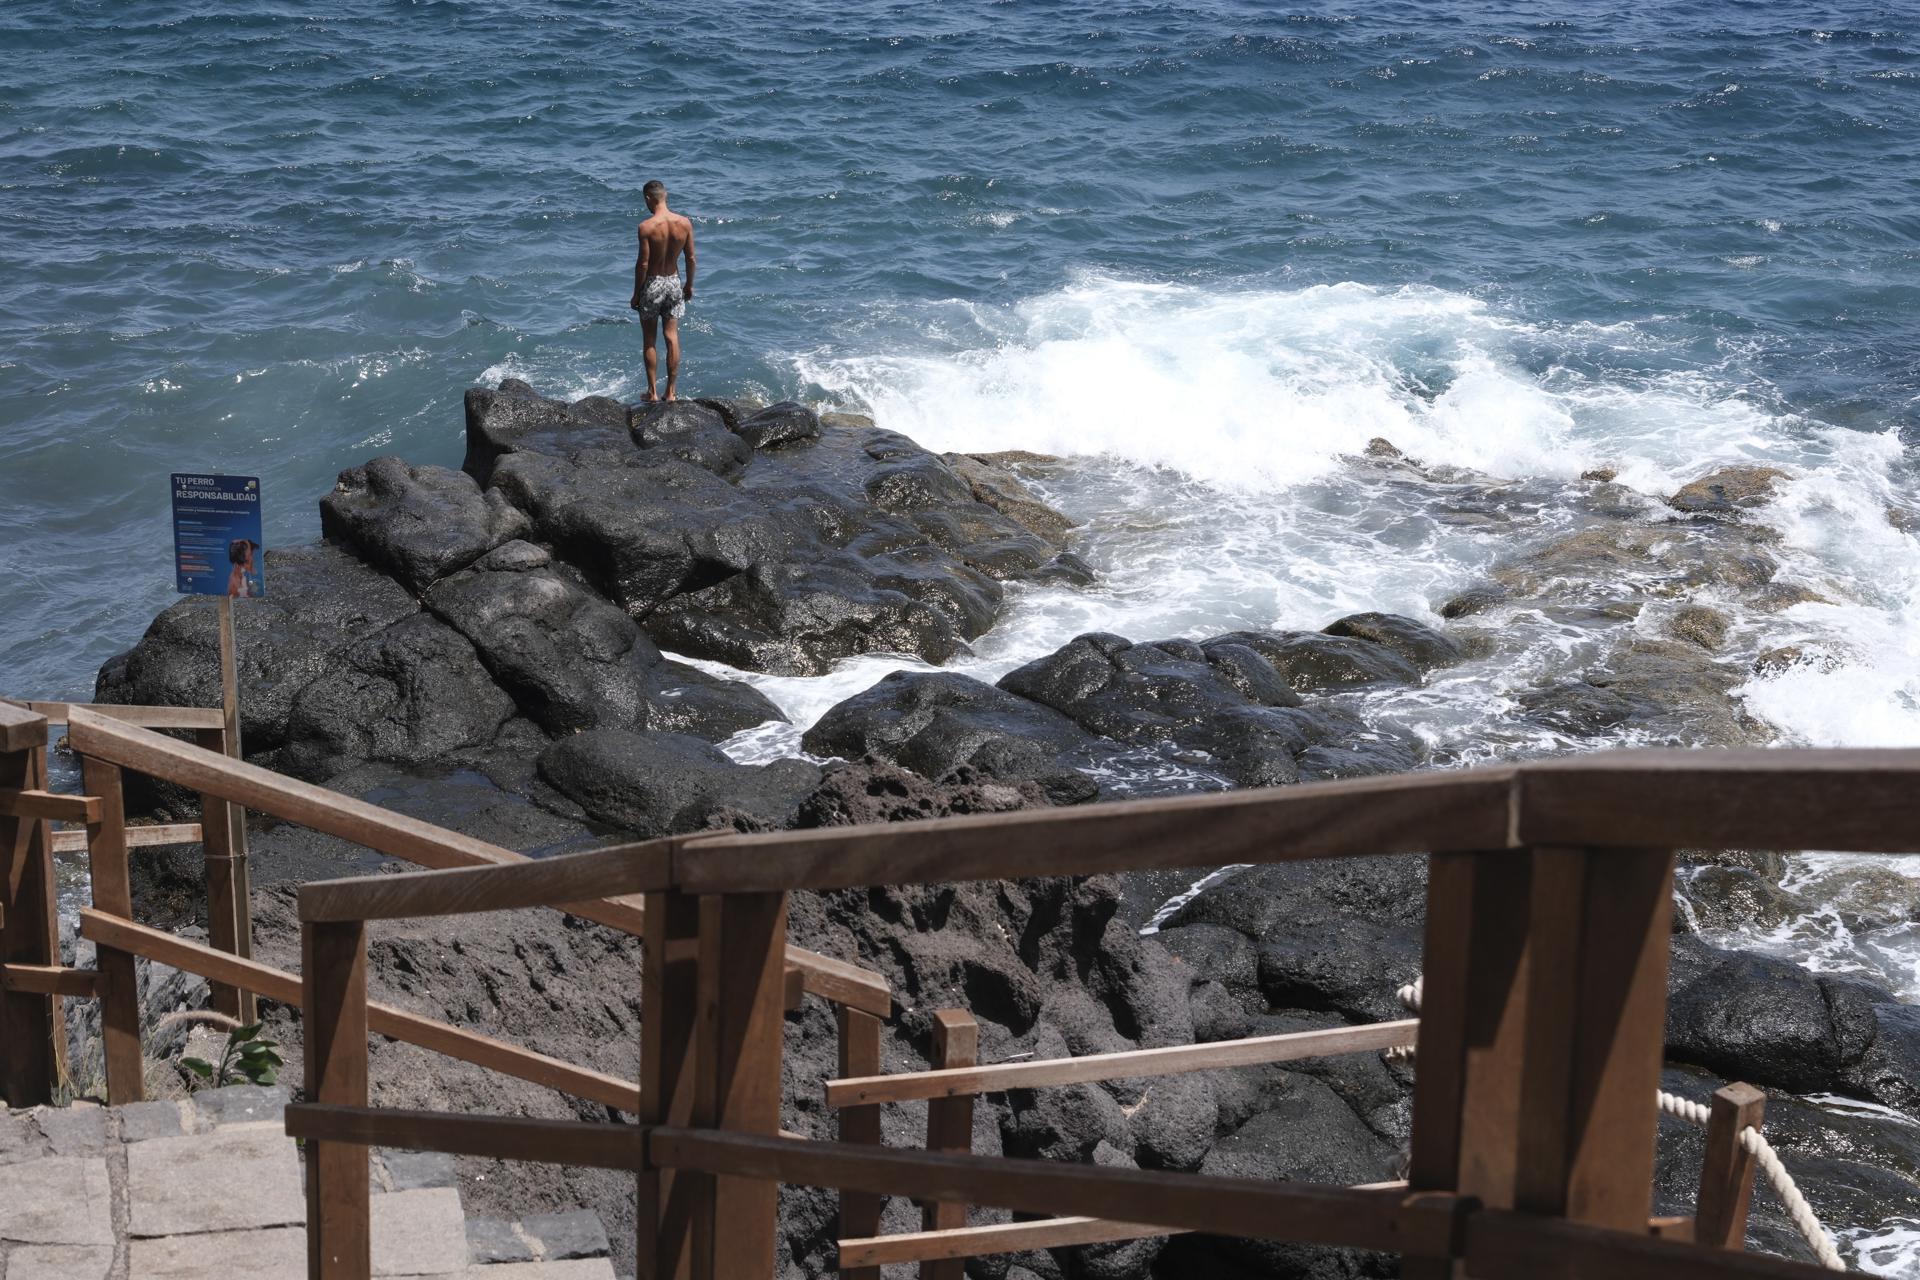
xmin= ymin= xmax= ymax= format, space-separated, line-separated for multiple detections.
xmin=630 ymin=179 xmax=697 ymax=401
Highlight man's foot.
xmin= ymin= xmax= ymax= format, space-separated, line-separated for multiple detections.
xmin=663 ymin=392 xmax=677 ymax=402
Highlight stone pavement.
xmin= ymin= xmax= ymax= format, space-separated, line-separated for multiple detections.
xmin=0 ymin=1087 xmax=619 ymax=1280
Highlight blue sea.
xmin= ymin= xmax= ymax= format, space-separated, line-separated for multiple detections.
xmin=6 ymin=2 xmax=1920 ymax=1259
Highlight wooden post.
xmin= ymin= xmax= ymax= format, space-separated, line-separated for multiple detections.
xmin=82 ymin=757 xmax=144 ymax=1105
xmin=1512 ymin=846 xmax=1677 ymax=1229
xmin=1405 ymin=850 xmax=1535 ymax=1279
xmin=0 ymin=709 xmax=63 ymax=1106
xmin=697 ymin=891 xmax=788 ymax=1279
xmin=641 ymin=890 xmax=702 ymax=1280
xmin=920 ymin=1009 xmax=979 ymax=1280
xmin=835 ymin=1006 xmax=885 ymax=1280
xmin=1695 ymin=1083 xmax=1766 ymax=1250
xmin=303 ymin=919 xmax=370 ymax=1280
xmin=212 ymin=595 xmax=256 ymax=1022
xmin=195 ymin=726 xmax=254 ymax=1023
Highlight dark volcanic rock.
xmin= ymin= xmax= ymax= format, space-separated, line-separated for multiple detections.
xmin=1204 ymin=630 xmax=1423 ymax=694
xmin=536 ymin=729 xmax=821 ymax=837
xmin=1669 ymin=465 xmax=1791 ymax=516
xmin=733 ymin=401 xmax=823 ymax=451
xmin=1438 ymin=584 xmax=1509 ymax=619
xmin=794 ymin=757 xmax=1053 ymax=828
xmin=423 ymin=542 xmax=779 ymax=740
xmin=942 ymin=453 xmax=1076 ymax=547
xmin=1517 ymin=679 xmax=1643 ymax=736
xmin=802 ymin=671 xmax=1109 ymax=805
xmin=629 ymin=400 xmax=751 ymax=476
xmin=320 ymin=456 xmax=530 ymax=592
xmin=1155 ymin=922 xmax=1261 ymax=1005
xmin=1162 ymin=856 xmax=1426 ymax=1023
xmin=461 ymin=380 xmax=634 ymax=486
xmin=465 ymin=388 xmax=1082 ymax=676
xmin=489 ymin=447 xmax=782 ymax=619
xmin=645 ymin=555 xmax=993 ymax=676
xmin=1665 ymin=933 xmax=1920 ymax=1107
xmin=998 ymin=633 xmax=1416 ymax=788
xmin=1159 ymin=1075 xmax=1396 ymax=1280
xmin=1320 ymin=612 xmax=1464 ymax=672
xmin=96 ymin=545 xmax=417 ymax=760
xmin=281 ymin=613 xmax=517 ymax=781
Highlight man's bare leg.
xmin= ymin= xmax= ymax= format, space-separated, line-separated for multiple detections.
xmin=640 ymin=316 xmax=660 ymax=401
xmin=663 ymin=316 xmax=682 ymax=401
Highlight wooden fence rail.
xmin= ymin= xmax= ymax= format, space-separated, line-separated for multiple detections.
xmin=272 ymin=742 xmax=1906 ymax=1278
xmin=8 ymin=696 xmax=1889 ymax=1279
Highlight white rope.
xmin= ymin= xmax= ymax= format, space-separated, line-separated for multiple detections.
xmin=1742 ymin=1125 xmax=1848 ymax=1271
xmin=1396 ymin=976 xmax=1847 ymax=1270
xmin=1656 ymin=1088 xmax=1713 ymax=1128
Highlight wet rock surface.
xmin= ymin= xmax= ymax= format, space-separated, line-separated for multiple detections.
xmin=536 ymin=729 xmax=823 ymax=838
xmin=807 ymin=623 xmax=1435 ymax=802
xmin=320 ymin=456 xmax=530 ymax=592
xmin=96 ymin=381 xmax=1081 ymax=785
xmin=1669 ymin=465 xmax=1792 ymax=516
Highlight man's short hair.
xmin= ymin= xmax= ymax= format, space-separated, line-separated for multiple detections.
xmin=643 ymin=180 xmax=666 ymax=206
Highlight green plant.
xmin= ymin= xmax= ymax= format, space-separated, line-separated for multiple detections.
xmin=181 ymin=1023 xmax=282 ymax=1089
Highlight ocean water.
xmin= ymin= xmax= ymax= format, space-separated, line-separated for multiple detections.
xmin=6 ymin=0 xmax=1920 ymax=1264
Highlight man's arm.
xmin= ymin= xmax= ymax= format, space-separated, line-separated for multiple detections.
xmin=631 ymin=227 xmax=651 ymax=309
xmin=682 ymin=220 xmax=696 ymax=300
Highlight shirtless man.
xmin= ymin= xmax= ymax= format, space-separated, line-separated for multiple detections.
xmin=629 ymin=180 xmax=697 ymax=402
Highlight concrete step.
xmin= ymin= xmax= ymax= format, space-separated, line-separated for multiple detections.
xmin=1 ymin=1086 xmax=619 ymax=1280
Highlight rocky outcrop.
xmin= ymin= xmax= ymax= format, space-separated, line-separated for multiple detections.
xmin=422 ymin=542 xmax=779 ymax=741
xmin=794 ymin=757 xmax=1054 ymax=828
xmin=465 ymin=381 xmax=1087 ymax=675
xmin=802 ymin=673 xmax=1110 ymax=806
xmin=99 ymin=380 xmax=1090 ymax=792
xmin=999 ymin=632 xmax=1419 ymax=788
xmin=1666 ymin=932 xmax=1920 ymax=1111
xmin=320 ymin=457 xmax=530 ymax=592
xmin=536 ymin=729 xmax=822 ymax=837
xmin=806 ymin=617 xmax=1441 ymax=800
xmin=281 ymin=613 xmax=517 ymax=781
xmin=1158 ymin=856 xmax=1428 ymax=1024
xmin=1669 ymin=465 xmax=1791 ymax=516
xmin=96 ymin=545 xmax=417 ymax=766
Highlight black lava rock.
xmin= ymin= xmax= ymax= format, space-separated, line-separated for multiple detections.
xmin=536 ymin=729 xmax=822 ymax=837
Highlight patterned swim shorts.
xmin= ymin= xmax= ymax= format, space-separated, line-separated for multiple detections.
xmin=638 ymin=274 xmax=686 ymax=320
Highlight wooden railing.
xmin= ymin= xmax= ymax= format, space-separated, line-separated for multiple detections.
xmin=277 ymin=741 xmax=1919 ymax=1279
xmin=0 ymin=702 xmax=890 ymax=1120
xmin=9 ymin=696 xmax=1905 ymax=1279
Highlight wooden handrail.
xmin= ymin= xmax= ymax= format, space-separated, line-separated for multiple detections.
xmin=0 ymin=701 xmax=47 ymax=753
xmin=80 ymin=911 xmax=642 ymax=1112
xmin=64 ymin=709 xmax=890 ymax=1016
xmin=672 ymin=767 xmax=1518 ymax=893
xmin=68 ymin=708 xmax=555 ymax=880
xmin=284 ymin=1103 xmax=644 ymax=1170
xmin=1519 ymin=747 xmax=1920 ymax=852
xmin=51 ymin=823 xmax=202 ymax=855
xmin=825 ymin=1019 xmax=1418 ymax=1107
xmin=0 ymin=790 xmax=101 ymax=824
xmin=4 ymin=699 xmax=225 ymax=732
xmin=664 ymin=748 xmax=1920 ymax=895
xmin=299 ymin=843 xmax=674 ymax=922
xmin=0 ymin=963 xmax=100 ymax=998
xmin=646 ymin=1130 xmax=1469 ymax=1257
